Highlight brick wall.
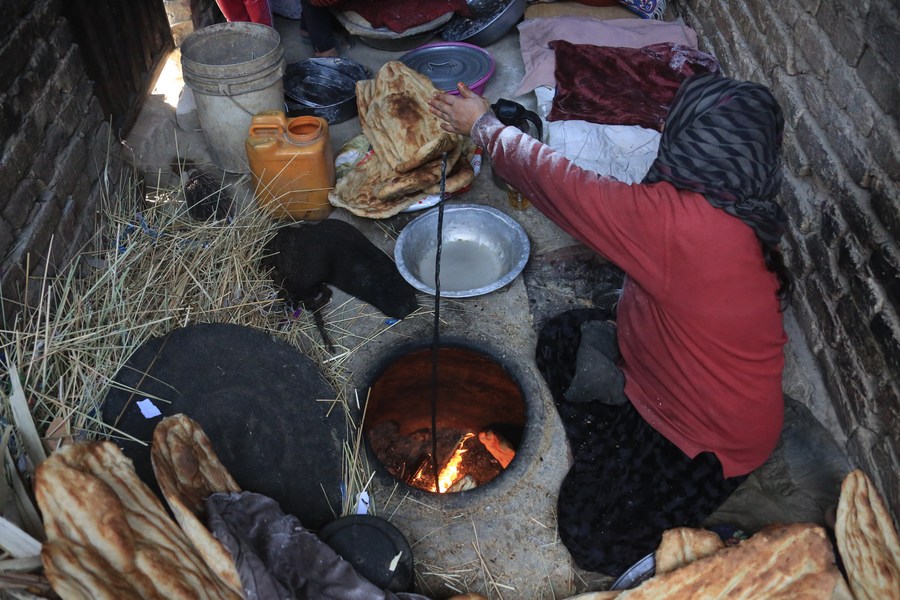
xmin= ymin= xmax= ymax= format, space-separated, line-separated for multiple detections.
xmin=677 ymin=0 xmax=899 ymax=513
xmin=0 ymin=0 xmax=129 ymax=323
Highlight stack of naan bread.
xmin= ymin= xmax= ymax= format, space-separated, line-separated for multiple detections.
xmin=33 ymin=415 xmax=490 ymax=600
xmin=329 ymin=61 xmax=477 ymax=219
xmin=35 ymin=432 xmax=244 ymax=600
xmin=568 ymin=469 xmax=900 ymax=600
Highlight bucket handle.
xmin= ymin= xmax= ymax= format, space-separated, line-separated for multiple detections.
xmin=220 ymin=86 xmax=276 ymax=118
xmin=426 ymin=61 xmax=455 ymax=74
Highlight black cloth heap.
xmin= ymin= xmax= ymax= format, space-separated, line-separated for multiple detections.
xmin=536 ymin=310 xmax=745 ymax=577
xmin=643 ymin=72 xmax=786 ymax=247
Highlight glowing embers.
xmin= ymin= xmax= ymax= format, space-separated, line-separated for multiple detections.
xmin=364 ymin=346 xmax=525 ymax=493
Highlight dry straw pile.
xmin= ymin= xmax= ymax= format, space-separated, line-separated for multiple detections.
xmin=0 ymin=166 xmax=414 ymax=558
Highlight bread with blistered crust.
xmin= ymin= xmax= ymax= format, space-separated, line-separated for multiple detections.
xmin=654 ymin=527 xmax=725 ymax=574
xmin=151 ymin=415 xmax=243 ymax=597
xmin=615 ymin=524 xmax=844 ymax=599
xmin=360 ymin=61 xmax=457 ymax=174
xmin=333 ymin=61 xmax=476 ymax=218
xmin=835 ymin=469 xmax=900 ymax=600
xmin=35 ymin=441 xmax=243 ymax=600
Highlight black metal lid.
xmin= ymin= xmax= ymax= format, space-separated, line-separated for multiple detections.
xmin=318 ymin=515 xmax=415 ymax=592
xmin=400 ymin=43 xmax=494 ymax=92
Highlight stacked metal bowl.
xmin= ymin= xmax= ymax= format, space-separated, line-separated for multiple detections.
xmin=441 ymin=0 xmax=528 ymax=47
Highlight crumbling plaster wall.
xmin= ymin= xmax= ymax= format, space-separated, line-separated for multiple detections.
xmin=677 ymin=0 xmax=899 ymax=513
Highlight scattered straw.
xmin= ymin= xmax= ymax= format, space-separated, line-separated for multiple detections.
xmin=472 ymin=520 xmax=515 ymax=599
xmin=0 ymin=165 xmax=418 ymax=528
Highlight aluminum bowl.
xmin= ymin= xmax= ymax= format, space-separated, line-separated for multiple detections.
xmin=441 ymin=0 xmax=528 ymax=47
xmin=395 ymin=204 xmax=530 ymax=298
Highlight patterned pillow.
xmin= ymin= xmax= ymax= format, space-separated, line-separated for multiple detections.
xmin=619 ymin=0 xmax=667 ymax=19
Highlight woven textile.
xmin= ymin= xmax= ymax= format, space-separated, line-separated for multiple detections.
xmin=620 ymin=0 xmax=667 ymax=19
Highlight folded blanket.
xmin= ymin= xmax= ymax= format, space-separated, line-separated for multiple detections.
xmin=338 ymin=0 xmax=467 ymax=33
xmin=515 ymin=17 xmax=698 ymax=96
xmin=548 ymin=40 xmax=720 ymax=130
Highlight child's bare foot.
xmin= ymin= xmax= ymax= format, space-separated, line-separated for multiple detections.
xmin=478 ymin=430 xmax=515 ymax=468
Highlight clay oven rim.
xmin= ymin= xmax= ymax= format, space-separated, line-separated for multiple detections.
xmin=357 ymin=336 xmax=544 ymax=507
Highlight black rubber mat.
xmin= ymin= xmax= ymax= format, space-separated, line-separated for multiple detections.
xmin=102 ymin=322 xmax=343 ymax=530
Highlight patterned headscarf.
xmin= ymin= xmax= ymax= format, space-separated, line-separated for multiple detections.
xmin=643 ymin=73 xmax=787 ymax=246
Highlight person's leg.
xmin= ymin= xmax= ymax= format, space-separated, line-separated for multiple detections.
xmin=242 ymin=0 xmax=273 ymax=26
xmin=299 ymin=0 xmax=337 ymax=55
xmin=556 ymin=402 xmax=747 ymax=576
xmin=216 ymin=0 xmax=251 ymax=22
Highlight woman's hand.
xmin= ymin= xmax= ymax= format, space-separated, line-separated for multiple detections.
xmin=428 ymin=82 xmax=492 ymax=136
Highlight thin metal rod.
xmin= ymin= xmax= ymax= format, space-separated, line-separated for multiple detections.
xmin=430 ymin=152 xmax=448 ymax=491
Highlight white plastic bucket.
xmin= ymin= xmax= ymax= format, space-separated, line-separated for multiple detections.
xmin=181 ymin=22 xmax=285 ymax=173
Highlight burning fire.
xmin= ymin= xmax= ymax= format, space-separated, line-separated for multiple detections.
xmin=410 ymin=433 xmax=475 ymax=493
xmin=438 ymin=433 xmax=474 ymax=492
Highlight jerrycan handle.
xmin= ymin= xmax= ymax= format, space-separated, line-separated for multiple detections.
xmin=490 ymin=98 xmax=543 ymax=142
xmin=248 ymin=110 xmax=288 ymax=137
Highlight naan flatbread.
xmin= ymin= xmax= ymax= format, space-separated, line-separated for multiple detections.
xmin=835 ymin=469 xmax=900 ymax=600
xmin=332 ymin=62 xmax=477 ymax=218
xmin=360 ymin=61 xmax=457 ymax=173
xmin=35 ymin=442 xmax=243 ymax=600
xmin=151 ymin=415 xmax=244 ymax=597
xmin=654 ymin=527 xmax=725 ymax=575
xmin=615 ymin=524 xmax=845 ymax=599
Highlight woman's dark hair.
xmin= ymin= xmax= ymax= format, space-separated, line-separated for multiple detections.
xmin=762 ymin=242 xmax=793 ymax=310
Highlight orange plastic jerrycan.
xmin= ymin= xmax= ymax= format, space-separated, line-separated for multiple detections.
xmin=246 ymin=111 xmax=335 ymax=220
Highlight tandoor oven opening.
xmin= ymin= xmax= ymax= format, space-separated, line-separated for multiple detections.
xmin=364 ymin=346 xmax=526 ymax=494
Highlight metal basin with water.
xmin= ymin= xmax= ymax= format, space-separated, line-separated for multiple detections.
xmin=395 ymin=204 xmax=530 ymax=298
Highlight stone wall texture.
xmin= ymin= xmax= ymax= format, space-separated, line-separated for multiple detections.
xmin=0 ymin=0 xmax=128 ymax=322
xmin=678 ymin=0 xmax=899 ymax=514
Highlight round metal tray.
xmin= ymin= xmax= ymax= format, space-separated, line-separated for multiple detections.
xmin=400 ymin=42 xmax=494 ymax=94
xmin=610 ymin=553 xmax=656 ymax=591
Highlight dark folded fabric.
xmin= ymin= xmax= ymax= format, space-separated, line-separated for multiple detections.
xmin=548 ymin=40 xmax=720 ymax=131
xmin=565 ymin=320 xmax=627 ymax=405
xmin=206 ymin=491 xmax=430 ymax=600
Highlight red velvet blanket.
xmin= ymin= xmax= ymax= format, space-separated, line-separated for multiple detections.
xmin=548 ymin=40 xmax=721 ymax=131
xmin=340 ymin=0 xmax=468 ymax=33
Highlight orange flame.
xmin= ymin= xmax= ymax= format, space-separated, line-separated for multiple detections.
xmin=437 ymin=433 xmax=475 ymax=493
